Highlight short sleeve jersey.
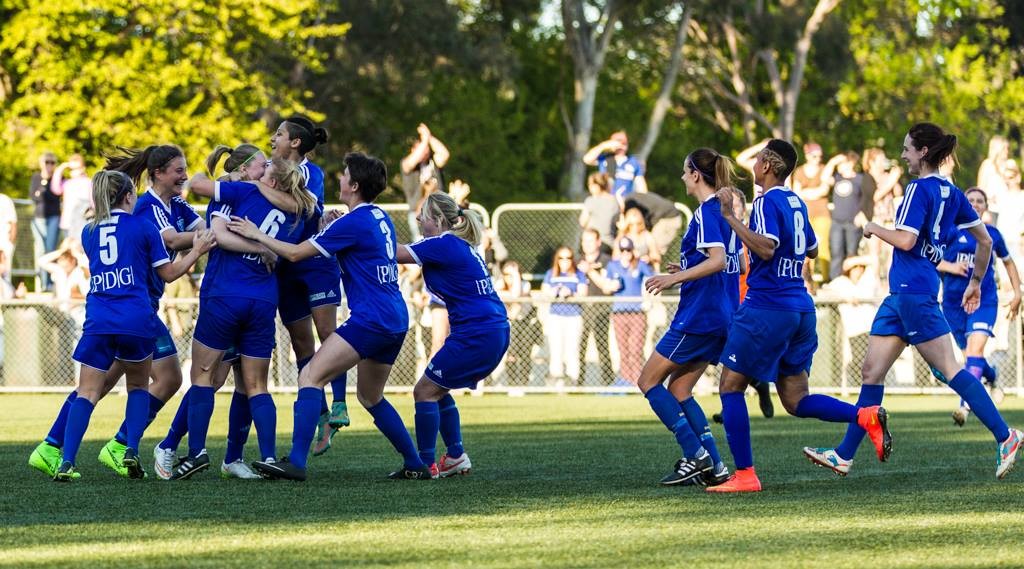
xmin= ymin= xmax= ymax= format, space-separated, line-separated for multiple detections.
xmin=133 ymin=189 xmax=201 ymax=309
xmin=890 ymin=175 xmax=980 ymax=296
xmin=543 ymin=269 xmax=587 ymax=317
xmin=309 ymin=203 xmax=408 ymax=334
xmin=744 ymin=187 xmax=817 ymax=313
xmin=81 ymin=210 xmax=170 ymax=337
xmin=605 ymin=260 xmax=654 ymax=312
xmin=670 ymin=196 xmax=741 ymax=335
xmin=202 ymin=181 xmax=304 ymax=304
xmin=598 ymin=154 xmax=644 ymax=199
xmin=285 ymin=159 xmax=341 ymax=281
xmin=941 ymin=224 xmax=1008 ymax=305
xmin=407 ymin=233 xmax=508 ymax=332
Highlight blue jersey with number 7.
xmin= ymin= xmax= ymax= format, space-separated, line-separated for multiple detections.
xmin=201 ymin=181 xmax=304 ymax=304
xmin=743 ymin=186 xmax=817 ymax=313
xmin=309 ymin=203 xmax=409 ymax=335
xmin=890 ymin=174 xmax=980 ymax=296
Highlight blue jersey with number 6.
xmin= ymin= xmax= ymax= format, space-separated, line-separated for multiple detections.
xmin=202 ymin=181 xmax=304 ymax=304
xmin=309 ymin=203 xmax=408 ymax=335
xmin=744 ymin=187 xmax=817 ymax=313
xmin=81 ymin=210 xmax=170 ymax=337
xmin=891 ymin=174 xmax=980 ymax=296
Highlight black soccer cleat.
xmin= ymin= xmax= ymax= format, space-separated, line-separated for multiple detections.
xmin=123 ymin=447 xmax=146 ymax=480
xmin=659 ymin=453 xmax=712 ymax=486
xmin=53 ymin=460 xmax=77 ymax=483
xmin=701 ymin=463 xmax=731 ymax=487
xmin=170 ymin=450 xmax=210 ymax=480
xmin=252 ymin=457 xmax=307 ymax=481
xmin=753 ymin=380 xmax=775 ymax=418
xmin=388 ymin=465 xmax=435 ymax=480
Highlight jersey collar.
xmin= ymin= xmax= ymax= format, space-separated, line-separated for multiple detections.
xmin=111 ymin=208 xmax=129 ymax=214
xmin=146 ymin=187 xmax=172 ymax=213
xmin=351 ymin=202 xmax=372 ymax=212
xmin=764 ymin=185 xmax=791 ymax=194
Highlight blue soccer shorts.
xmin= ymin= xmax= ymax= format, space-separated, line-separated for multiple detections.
xmin=942 ymin=301 xmax=997 ymax=350
xmin=655 ymin=328 xmax=727 ymax=366
xmin=424 ymin=326 xmax=511 ymax=390
xmin=194 ymin=296 xmax=277 ymax=359
xmin=870 ymin=293 xmax=951 ymax=345
xmin=719 ymin=304 xmax=817 ymax=383
xmin=277 ymin=259 xmax=342 ymax=324
xmin=335 ymin=319 xmax=407 ymax=365
xmin=73 ymin=334 xmax=155 ymax=372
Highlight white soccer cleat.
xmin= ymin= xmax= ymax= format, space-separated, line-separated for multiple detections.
xmin=153 ymin=446 xmax=176 ymax=480
xmin=437 ymin=452 xmax=472 ymax=477
xmin=803 ymin=447 xmax=852 ymax=476
xmin=996 ymin=428 xmax=1023 ymax=480
xmin=221 ymin=459 xmax=262 ymax=480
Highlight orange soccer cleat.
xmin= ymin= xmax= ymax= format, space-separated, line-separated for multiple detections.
xmin=856 ymin=405 xmax=892 ymax=462
xmin=705 ymin=467 xmax=762 ymax=493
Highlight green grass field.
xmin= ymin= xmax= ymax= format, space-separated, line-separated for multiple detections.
xmin=2 ymin=393 xmax=1023 ymax=568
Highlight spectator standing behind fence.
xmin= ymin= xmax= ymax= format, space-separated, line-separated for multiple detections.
xmin=542 ymin=246 xmax=588 ymax=386
xmin=827 ymin=152 xmax=872 ymax=280
xmin=0 ymin=189 xmax=16 ymax=279
xmin=31 ymin=152 xmax=62 ymax=290
xmin=496 ymin=260 xmax=537 ymax=386
xmin=576 ymin=228 xmax=614 ymax=385
xmin=793 ymin=143 xmax=831 ymax=281
xmin=579 ymin=172 xmax=618 ymax=250
xmin=863 ymin=148 xmax=903 ymax=283
xmin=615 ymin=207 xmax=661 ymax=268
xmin=401 ymin=123 xmax=450 ymax=240
xmin=583 ymin=131 xmax=648 ymax=200
xmin=996 ymin=159 xmax=1024 ymax=260
xmin=978 ymin=135 xmax=1010 ymax=219
xmin=622 ymin=192 xmax=683 ymax=262
xmin=589 ymin=237 xmax=653 ymax=385
xmin=53 ymin=154 xmax=93 ymax=245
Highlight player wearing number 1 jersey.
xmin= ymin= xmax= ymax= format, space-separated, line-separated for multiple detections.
xmin=709 ymin=139 xmax=890 ymax=493
xmin=805 ymin=123 xmax=1022 ymax=479
xmin=228 ymin=152 xmax=427 ymax=481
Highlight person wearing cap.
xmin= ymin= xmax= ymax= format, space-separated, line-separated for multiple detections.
xmin=583 ymin=130 xmax=648 ymax=200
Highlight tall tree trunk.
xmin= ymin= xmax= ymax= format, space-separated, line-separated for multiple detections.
xmin=567 ymin=71 xmax=599 ymax=201
xmin=637 ymin=6 xmax=693 ymax=165
xmin=779 ymin=0 xmax=841 ymax=140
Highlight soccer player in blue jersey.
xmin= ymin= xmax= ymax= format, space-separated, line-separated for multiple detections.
xmin=270 ymin=116 xmax=349 ymax=454
xmin=709 ymin=139 xmax=890 ymax=493
xmin=639 ymin=148 xmax=739 ymax=488
xmin=164 ymin=159 xmax=316 ymax=479
xmin=396 ymin=192 xmax=510 ymax=478
xmin=937 ymin=188 xmax=1020 ymax=426
xmin=152 ymin=143 xmax=271 ymax=480
xmin=41 ymin=170 xmax=213 ymax=481
xmin=228 ymin=152 xmax=428 ymax=481
xmin=805 ymin=124 xmax=1023 ymax=479
xmin=28 ymin=145 xmax=209 ymax=479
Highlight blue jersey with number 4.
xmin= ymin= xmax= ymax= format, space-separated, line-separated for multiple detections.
xmin=202 ymin=181 xmax=304 ymax=304
xmin=941 ymin=224 xmax=1008 ymax=304
xmin=81 ymin=210 xmax=170 ymax=337
xmin=133 ymin=188 xmax=201 ymax=310
xmin=407 ymin=233 xmax=508 ymax=332
xmin=891 ymin=174 xmax=980 ymax=296
xmin=309 ymin=203 xmax=408 ymax=334
xmin=744 ymin=187 xmax=817 ymax=313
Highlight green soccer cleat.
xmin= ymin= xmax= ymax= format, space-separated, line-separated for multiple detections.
xmin=98 ymin=439 xmax=129 ymax=478
xmin=29 ymin=442 xmax=80 ymax=479
xmin=328 ymin=401 xmax=351 ymax=428
xmin=312 ymin=412 xmax=338 ymax=456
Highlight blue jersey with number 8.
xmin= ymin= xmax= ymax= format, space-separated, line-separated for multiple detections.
xmin=890 ymin=174 xmax=979 ymax=296
xmin=309 ymin=203 xmax=409 ymax=335
xmin=743 ymin=187 xmax=817 ymax=313
xmin=202 ymin=181 xmax=304 ymax=304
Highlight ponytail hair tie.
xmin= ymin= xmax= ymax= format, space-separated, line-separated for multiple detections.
xmin=458 ymin=208 xmax=465 ymax=216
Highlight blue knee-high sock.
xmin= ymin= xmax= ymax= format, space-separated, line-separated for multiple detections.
xmin=296 ymin=355 xmax=312 ymax=372
xmin=288 ymin=387 xmax=323 ymax=469
xmin=949 ymin=370 xmax=1010 ymax=442
xmin=645 ymin=384 xmax=702 ymax=458
xmin=983 ymin=361 xmax=997 ymax=383
xmin=794 ymin=394 xmax=859 ymax=423
xmin=224 ymin=390 xmax=252 ymax=463
xmin=123 ymin=389 xmax=151 ymax=450
xmin=438 ymin=394 xmax=464 ymax=458
xmin=965 ymin=356 xmax=985 ymax=380
xmin=835 ymin=384 xmax=884 ymax=461
xmin=368 ymin=398 xmax=424 ymax=469
xmin=330 ymin=373 xmax=347 ymax=403
xmin=45 ymin=391 xmax=78 ymax=447
xmin=680 ymin=397 xmax=721 ymax=466
xmin=160 ymin=391 xmax=191 ymax=451
xmin=62 ymin=398 xmax=96 ymax=466
xmin=414 ymin=401 xmax=440 ymax=466
xmin=720 ymin=392 xmax=753 ymax=470
xmin=186 ymin=386 xmax=215 ymax=458
xmin=115 ymin=393 xmax=165 ymax=445
xmin=296 ymin=356 xmax=328 ymax=416
xmin=249 ymin=393 xmax=277 ymax=461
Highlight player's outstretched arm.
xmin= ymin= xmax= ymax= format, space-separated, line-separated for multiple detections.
xmin=645 ymin=246 xmax=725 ymax=295
xmin=226 ymin=215 xmax=318 ymax=263
xmin=862 ymin=222 xmax=917 ymax=251
xmin=716 ymin=189 xmax=776 ymax=261
xmin=157 ymin=229 xmax=216 ymax=283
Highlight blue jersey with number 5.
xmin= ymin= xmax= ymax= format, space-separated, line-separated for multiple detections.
xmin=891 ymin=174 xmax=980 ymax=296
xmin=744 ymin=187 xmax=817 ymax=313
xmin=202 ymin=181 xmax=304 ymax=304
xmin=81 ymin=210 xmax=170 ymax=337
xmin=309 ymin=203 xmax=408 ymax=334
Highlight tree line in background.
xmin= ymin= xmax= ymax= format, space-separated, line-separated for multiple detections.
xmin=1 ymin=0 xmax=1022 ymax=210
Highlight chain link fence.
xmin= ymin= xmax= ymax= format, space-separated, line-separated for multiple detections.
xmin=2 ymin=296 xmax=1021 ymax=396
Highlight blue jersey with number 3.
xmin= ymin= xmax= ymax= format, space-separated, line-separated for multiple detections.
xmin=309 ymin=203 xmax=408 ymax=334
xmin=744 ymin=187 xmax=817 ymax=313
xmin=407 ymin=233 xmax=508 ymax=332
xmin=81 ymin=210 xmax=170 ymax=337
xmin=202 ymin=181 xmax=304 ymax=304
xmin=891 ymin=174 xmax=980 ymax=296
